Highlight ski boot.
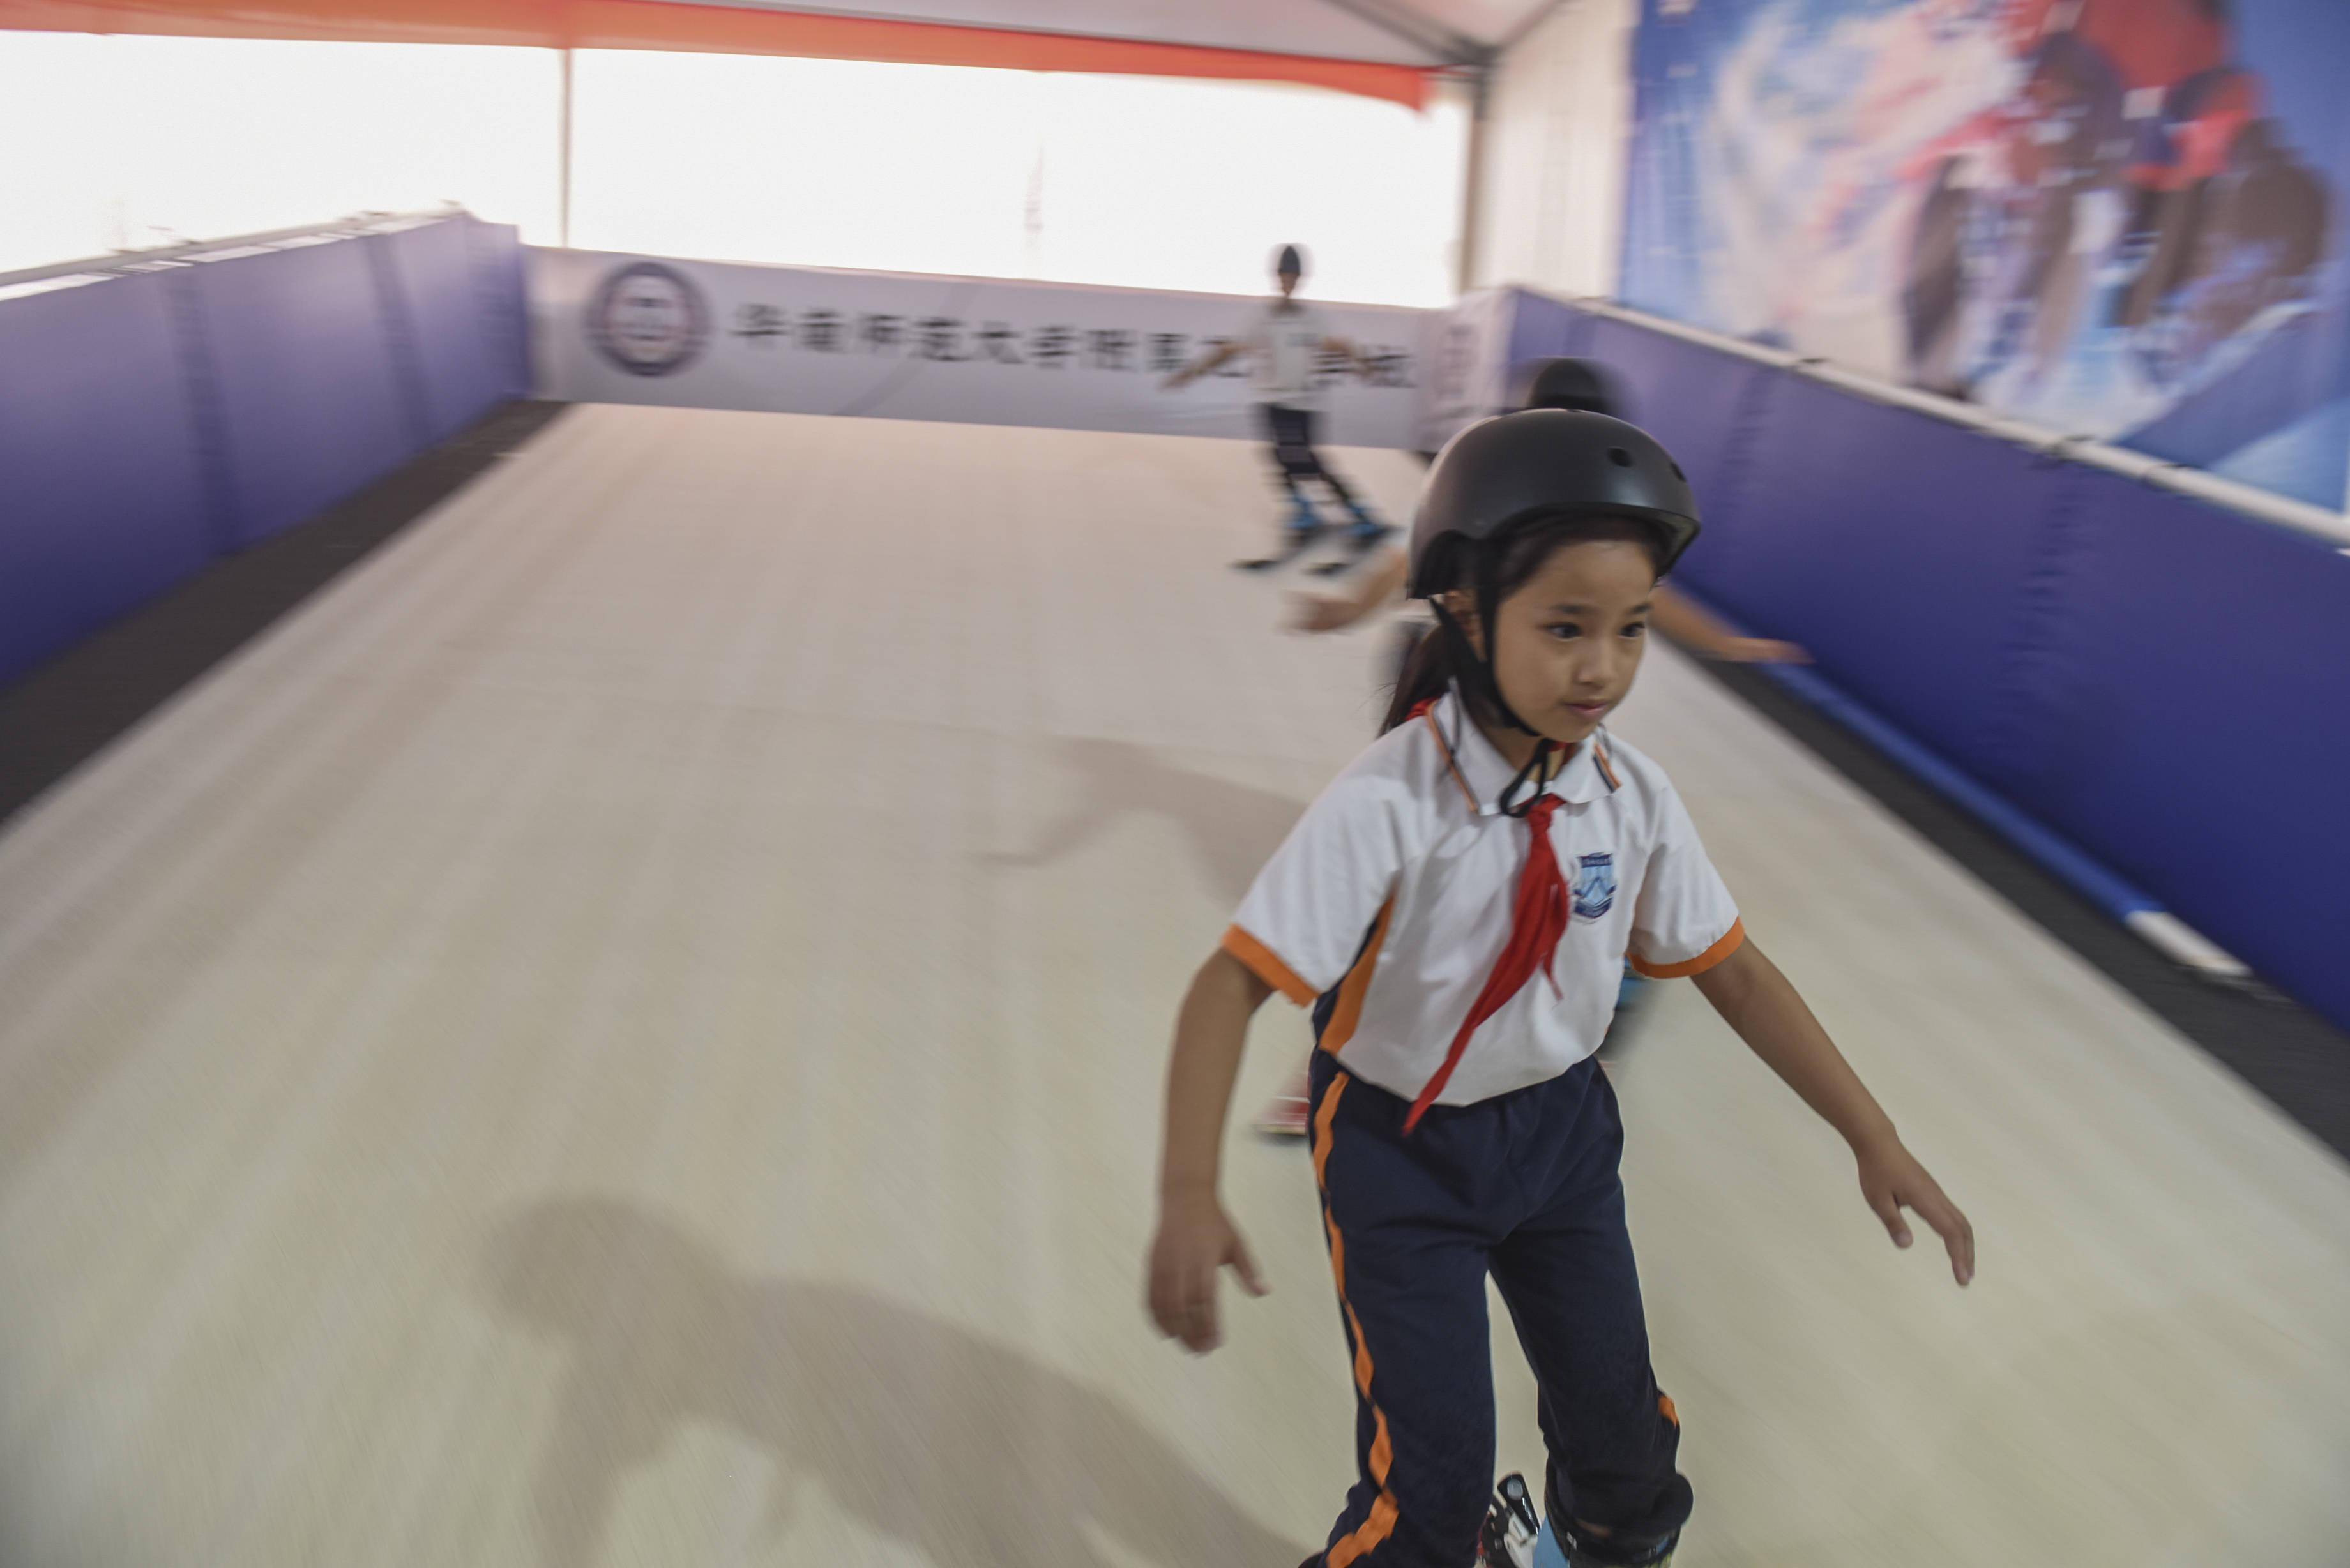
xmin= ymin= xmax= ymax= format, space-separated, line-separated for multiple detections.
xmin=1478 ymin=1474 xmax=1544 ymax=1567
xmin=1541 ymin=1468 xmax=1683 ymax=1567
xmin=1236 ymin=497 xmax=1326 ymax=572
xmin=1551 ymin=1520 xmax=1679 ymax=1567
xmin=1485 ymin=1472 xmax=1682 ymax=1567
xmin=1307 ymin=504 xmax=1395 ymax=577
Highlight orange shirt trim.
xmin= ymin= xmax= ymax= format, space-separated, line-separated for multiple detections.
xmin=1220 ymin=924 xmax=1319 ymax=1007
xmin=1628 ymin=918 xmax=1746 ymax=980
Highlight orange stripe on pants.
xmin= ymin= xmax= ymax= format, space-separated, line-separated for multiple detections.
xmin=1314 ymin=1072 xmax=1402 ymax=1567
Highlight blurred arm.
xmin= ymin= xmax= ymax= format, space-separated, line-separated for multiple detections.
xmin=1166 ymin=340 xmax=1245 ymax=389
xmin=1291 ymin=547 xmax=1409 ymax=633
xmin=1651 ymin=584 xmax=1808 ymax=663
xmin=1323 ymin=335 xmax=1379 ymax=379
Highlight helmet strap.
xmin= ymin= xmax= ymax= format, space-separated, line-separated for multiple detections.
xmin=1429 ymin=547 xmax=1542 ymax=739
xmin=1430 ymin=547 xmax=1563 ymax=822
xmin=1425 ymin=599 xmax=1555 ymax=815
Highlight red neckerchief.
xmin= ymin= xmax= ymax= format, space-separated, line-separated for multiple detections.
xmin=1405 ymin=699 xmax=1569 ymax=1133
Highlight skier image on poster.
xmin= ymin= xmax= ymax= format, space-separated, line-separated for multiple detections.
xmin=1621 ymin=0 xmax=2342 ymax=502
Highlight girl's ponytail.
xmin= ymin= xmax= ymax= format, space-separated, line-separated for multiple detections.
xmin=1381 ymin=622 xmax=1450 ymax=734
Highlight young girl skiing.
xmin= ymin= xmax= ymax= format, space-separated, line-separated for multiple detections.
xmin=1251 ymin=359 xmax=1802 ymax=1139
xmin=1147 ymin=409 xmax=1973 ymax=1567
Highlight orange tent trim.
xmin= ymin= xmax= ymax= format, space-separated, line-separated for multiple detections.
xmin=0 ymin=0 xmax=1432 ymax=107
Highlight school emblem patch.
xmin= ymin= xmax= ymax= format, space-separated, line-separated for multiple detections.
xmin=1571 ymin=852 xmax=1616 ymax=919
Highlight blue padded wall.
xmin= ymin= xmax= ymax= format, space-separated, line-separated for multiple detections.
xmin=2019 ymin=478 xmax=2350 ymax=1028
xmin=377 ymin=219 xmax=531 ymax=445
xmin=0 ymin=273 xmax=220 ymax=686
xmin=1711 ymin=372 xmax=2076 ymax=787
xmin=1506 ymin=299 xmax=1779 ymax=596
xmin=1512 ymin=290 xmax=2350 ymax=1032
xmin=0 ymin=216 xmax=527 ymax=689
xmin=188 ymin=237 xmax=416 ymax=549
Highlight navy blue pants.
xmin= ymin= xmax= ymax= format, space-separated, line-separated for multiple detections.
xmin=1261 ymin=403 xmax=1363 ymax=515
xmin=1305 ymin=1050 xmax=1690 ymax=1567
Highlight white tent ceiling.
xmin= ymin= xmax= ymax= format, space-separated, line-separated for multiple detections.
xmin=655 ymin=0 xmax=1563 ymax=68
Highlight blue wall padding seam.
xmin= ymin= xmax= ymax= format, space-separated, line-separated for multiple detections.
xmin=366 ymin=231 xmax=437 ymax=451
xmin=464 ymin=216 xmax=532 ymax=400
xmin=1984 ymin=449 xmax=2088 ymax=795
xmin=1690 ymin=360 xmax=1782 ymax=588
xmin=163 ymin=264 xmax=243 ymax=560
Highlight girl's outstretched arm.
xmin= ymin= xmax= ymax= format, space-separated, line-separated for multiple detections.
xmin=1649 ymin=584 xmax=1808 ymax=664
xmin=1692 ymin=939 xmax=1975 ymax=1286
xmin=1148 ymin=949 xmax=1277 ymax=1352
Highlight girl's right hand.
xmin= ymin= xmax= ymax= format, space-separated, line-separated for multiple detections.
xmin=1147 ymin=1191 xmax=1268 ymax=1353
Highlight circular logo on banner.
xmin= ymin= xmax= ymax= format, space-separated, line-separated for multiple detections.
xmin=588 ymin=262 xmax=709 ymax=377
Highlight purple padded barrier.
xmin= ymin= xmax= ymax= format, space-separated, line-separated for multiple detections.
xmin=1568 ymin=315 xmax=1782 ymax=604
xmin=464 ymin=218 xmax=533 ymax=402
xmin=186 ymin=237 xmax=416 ymax=548
xmin=1711 ymin=373 xmax=2072 ymax=786
xmin=0 ymin=215 xmax=529 ymax=695
xmin=1525 ymin=291 xmax=2350 ymax=1029
xmin=2017 ymin=476 xmax=2350 ymax=1029
xmin=1503 ymin=290 xmax=1598 ymax=363
xmin=0 ymin=273 xmax=219 ymax=686
xmin=376 ymin=219 xmax=524 ymax=444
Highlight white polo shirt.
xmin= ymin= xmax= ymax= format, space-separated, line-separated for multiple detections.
xmin=1223 ymin=691 xmax=1745 ymax=1108
xmin=1246 ymin=301 xmax=1334 ymax=409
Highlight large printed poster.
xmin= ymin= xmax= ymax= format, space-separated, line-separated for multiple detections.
xmin=1621 ymin=0 xmax=2350 ymax=506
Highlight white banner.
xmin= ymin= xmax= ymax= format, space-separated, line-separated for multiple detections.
xmin=1413 ymin=287 xmax=1519 ymax=455
xmin=530 ymin=249 xmax=1431 ymax=447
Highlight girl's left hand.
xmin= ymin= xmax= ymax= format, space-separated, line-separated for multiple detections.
xmin=1854 ymin=1132 xmax=1975 ymax=1286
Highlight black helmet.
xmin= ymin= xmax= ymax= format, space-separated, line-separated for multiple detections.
xmin=1275 ymin=243 xmax=1305 ymax=278
xmin=1407 ymin=409 xmax=1701 ymax=599
xmin=1508 ymin=356 xmax=1629 ymax=419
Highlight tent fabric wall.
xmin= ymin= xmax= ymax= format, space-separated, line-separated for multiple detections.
xmin=0 ymin=213 xmax=528 ymax=688
xmin=1469 ymin=0 xmax=1635 ymax=297
xmin=1508 ymin=290 xmax=2350 ymax=1033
